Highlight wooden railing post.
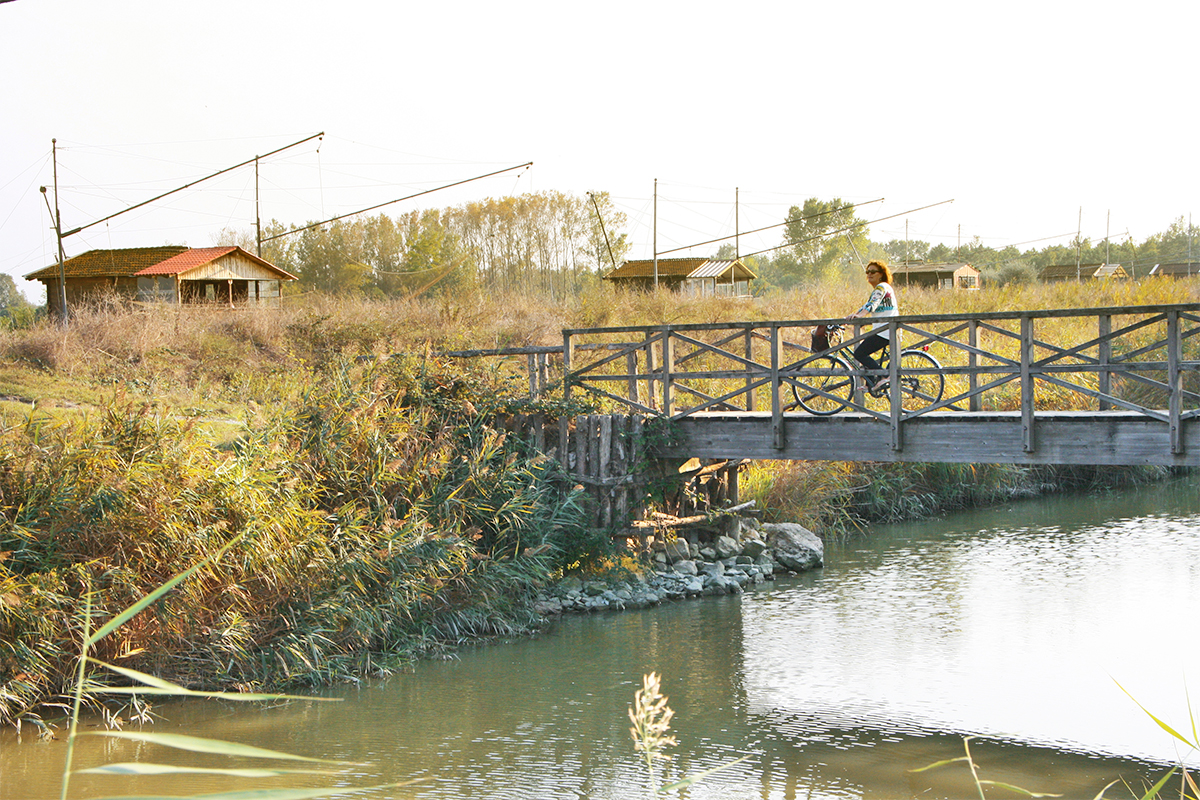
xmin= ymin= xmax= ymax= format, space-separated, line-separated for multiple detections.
xmin=645 ymin=330 xmax=658 ymax=411
xmin=626 ymin=350 xmax=639 ymax=407
xmin=1168 ymin=310 xmax=1183 ymax=454
xmin=745 ymin=327 xmax=757 ymax=412
xmin=968 ymin=319 xmax=981 ymax=412
xmin=852 ymin=322 xmax=865 ymax=405
xmin=1098 ymin=314 xmax=1112 ymax=411
xmin=561 ymin=332 xmax=575 ymax=466
xmin=1021 ymin=315 xmax=1035 ymax=453
xmin=888 ymin=320 xmax=903 ymax=450
xmin=562 ymin=331 xmax=574 ymax=403
xmin=771 ymin=324 xmax=784 ymax=450
xmin=661 ymin=326 xmax=674 ymax=415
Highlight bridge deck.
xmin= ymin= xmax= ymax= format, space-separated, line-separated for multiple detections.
xmin=449 ymin=304 xmax=1200 ymax=467
xmin=656 ymin=410 xmax=1200 ymax=466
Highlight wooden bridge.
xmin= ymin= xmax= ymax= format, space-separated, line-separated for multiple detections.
xmin=543 ymin=303 xmax=1200 ymax=467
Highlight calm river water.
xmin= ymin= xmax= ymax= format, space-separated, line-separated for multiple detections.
xmin=3 ymin=476 xmax=1199 ymax=799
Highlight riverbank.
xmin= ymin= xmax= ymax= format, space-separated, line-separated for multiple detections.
xmin=0 ymin=288 xmax=1192 ymax=728
xmin=533 ymin=516 xmax=822 ymax=615
xmin=0 ymin=352 xmax=1185 ymax=730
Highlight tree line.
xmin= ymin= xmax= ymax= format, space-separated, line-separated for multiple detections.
xmin=746 ymin=198 xmax=1200 ymax=291
xmin=223 ymin=192 xmax=1197 ymax=298
xmin=227 ymin=190 xmax=630 ymax=301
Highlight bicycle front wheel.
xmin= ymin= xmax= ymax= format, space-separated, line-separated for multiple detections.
xmin=897 ymin=350 xmax=945 ymax=411
xmin=792 ymin=354 xmax=855 ymax=415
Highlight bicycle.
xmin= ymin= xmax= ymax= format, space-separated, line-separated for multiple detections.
xmin=791 ymin=323 xmax=945 ymax=416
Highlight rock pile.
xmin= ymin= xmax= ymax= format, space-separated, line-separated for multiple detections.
xmin=533 ymin=519 xmax=824 ymax=616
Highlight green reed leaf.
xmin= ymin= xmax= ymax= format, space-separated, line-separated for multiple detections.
xmin=1115 ymin=680 xmax=1197 ymax=748
xmin=85 ymin=661 xmax=333 ymax=703
xmin=1135 ymin=766 xmax=1178 ymax=800
xmin=657 ymin=755 xmax=751 ymax=793
xmin=978 ymin=779 xmax=1063 ymax=797
xmin=76 ymin=764 xmax=340 ymax=777
xmin=81 ymin=782 xmax=426 ymax=800
xmin=85 ymin=731 xmax=356 ymax=764
xmin=908 ymin=756 xmax=970 ymax=773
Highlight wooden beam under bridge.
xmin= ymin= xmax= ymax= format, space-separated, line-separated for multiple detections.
xmin=649 ymin=411 xmax=1200 ymax=467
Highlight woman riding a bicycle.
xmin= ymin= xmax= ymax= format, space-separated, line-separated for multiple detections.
xmin=794 ymin=261 xmax=943 ymax=415
xmin=847 ymin=259 xmax=898 ymax=393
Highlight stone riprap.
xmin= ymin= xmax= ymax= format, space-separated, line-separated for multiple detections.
xmin=533 ymin=518 xmax=824 ymax=616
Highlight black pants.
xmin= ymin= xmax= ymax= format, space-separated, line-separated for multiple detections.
xmin=853 ymin=334 xmax=888 ymax=385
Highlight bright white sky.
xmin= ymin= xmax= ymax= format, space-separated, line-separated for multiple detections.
xmin=3 ymin=0 xmax=1196 ymax=303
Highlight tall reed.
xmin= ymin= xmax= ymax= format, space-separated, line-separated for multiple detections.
xmin=0 ymin=355 xmax=602 ymax=728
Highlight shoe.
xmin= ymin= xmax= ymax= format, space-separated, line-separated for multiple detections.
xmin=869 ymin=378 xmax=889 ymax=396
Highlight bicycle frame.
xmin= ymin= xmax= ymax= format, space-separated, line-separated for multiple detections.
xmin=792 ymin=326 xmax=945 ymax=415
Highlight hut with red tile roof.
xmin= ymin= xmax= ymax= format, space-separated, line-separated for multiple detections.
xmin=26 ymin=246 xmax=297 ymax=315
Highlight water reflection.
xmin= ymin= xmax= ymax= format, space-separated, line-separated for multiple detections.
xmin=2 ymin=478 xmax=1197 ymax=799
xmin=739 ymin=483 xmax=1200 ymax=765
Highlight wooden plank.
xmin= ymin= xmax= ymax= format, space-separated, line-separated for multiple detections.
xmin=562 ymin=303 xmax=1200 ymax=338
xmin=599 ymin=415 xmax=613 ymax=528
xmin=650 ymin=412 xmax=1200 ymax=467
xmin=630 ymin=415 xmax=644 ymax=522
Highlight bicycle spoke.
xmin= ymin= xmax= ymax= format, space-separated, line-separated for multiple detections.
xmin=793 ymin=355 xmax=854 ymax=415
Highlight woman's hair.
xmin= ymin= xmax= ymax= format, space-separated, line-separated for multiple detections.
xmin=867 ymin=259 xmax=894 ymax=284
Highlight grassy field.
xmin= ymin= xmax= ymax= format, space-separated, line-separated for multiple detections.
xmin=0 ymin=277 xmax=1195 ymax=730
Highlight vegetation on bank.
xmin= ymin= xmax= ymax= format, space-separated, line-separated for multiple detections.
xmin=0 ymin=355 xmax=603 ymax=730
xmin=0 ymin=277 xmax=1196 ymax=729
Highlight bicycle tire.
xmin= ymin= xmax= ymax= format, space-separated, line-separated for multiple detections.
xmin=896 ymin=349 xmax=945 ymax=411
xmin=792 ymin=354 xmax=855 ymax=415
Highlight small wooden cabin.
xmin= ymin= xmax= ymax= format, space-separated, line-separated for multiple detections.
xmin=892 ymin=262 xmax=980 ymax=290
xmin=1038 ymin=263 xmax=1128 ymax=282
xmin=603 ymin=257 xmax=756 ymax=297
xmin=1148 ymin=262 xmax=1200 ymax=278
xmin=27 ymin=246 xmax=297 ymax=315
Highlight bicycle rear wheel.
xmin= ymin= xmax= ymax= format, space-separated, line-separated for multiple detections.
xmin=896 ymin=350 xmax=944 ymax=411
xmin=792 ymin=354 xmax=854 ymax=415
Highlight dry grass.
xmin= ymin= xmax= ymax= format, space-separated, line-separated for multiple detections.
xmin=0 ymin=277 xmax=1193 ymax=438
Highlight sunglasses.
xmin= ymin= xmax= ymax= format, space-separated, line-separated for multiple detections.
xmin=865 ymin=269 xmax=881 ymax=275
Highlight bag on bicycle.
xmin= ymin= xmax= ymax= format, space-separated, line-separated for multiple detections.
xmin=810 ymin=324 xmax=840 ymax=353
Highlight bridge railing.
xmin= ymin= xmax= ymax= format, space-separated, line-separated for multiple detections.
xmin=560 ymin=304 xmax=1200 ymax=453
